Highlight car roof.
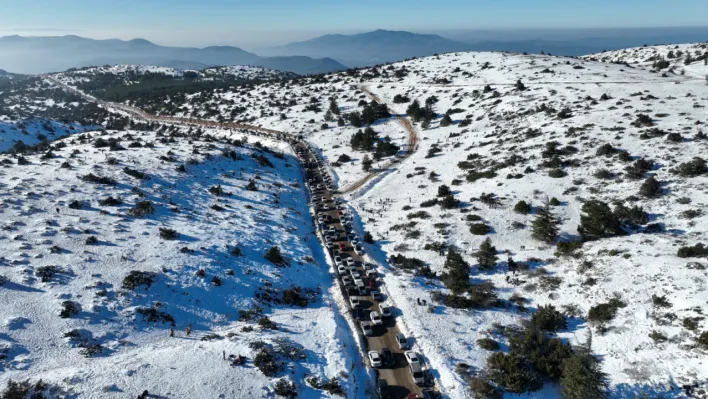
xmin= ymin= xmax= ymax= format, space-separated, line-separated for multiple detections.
xmin=396 ymin=333 xmax=405 ymax=339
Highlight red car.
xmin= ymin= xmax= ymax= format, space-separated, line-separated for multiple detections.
xmin=338 ymin=243 xmax=347 ymax=251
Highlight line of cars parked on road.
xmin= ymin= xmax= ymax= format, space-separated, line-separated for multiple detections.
xmin=297 ymin=143 xmax=434 ymax=399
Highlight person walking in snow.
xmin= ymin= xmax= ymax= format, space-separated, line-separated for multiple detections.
xmin=169 ymin=328 xmax=174 ymax=338
xmin=185 ymin=324 xmax=192 ymax=337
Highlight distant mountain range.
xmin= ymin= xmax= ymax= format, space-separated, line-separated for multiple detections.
xmin=0 ymin=35 xmax=346 ymax=75
xmin=2 ymin=29 xmax=705 ymax=76
xmin=261 ymin=29 xmax=472 ymax=67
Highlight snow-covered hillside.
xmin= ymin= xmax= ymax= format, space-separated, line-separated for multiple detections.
xmin=0 ymin=127 xmax=364 ymax=398
xmin=136 ymin=47 xmax=708 ymax=398
xmin=1 ymin=76 xmax=112 ymax=153
xmin=54 ymin=64 xmax=296 ymax=87
xmin=584 ymin=42 xmax=708 ymax=79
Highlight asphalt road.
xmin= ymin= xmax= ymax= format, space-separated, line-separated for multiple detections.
xmin=296 ymin=142 xmax=426 ymax=399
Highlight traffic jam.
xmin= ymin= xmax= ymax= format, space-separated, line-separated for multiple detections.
xmin=296 ymin=143 xmax=437 ymax=399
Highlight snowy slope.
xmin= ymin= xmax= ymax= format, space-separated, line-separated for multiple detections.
xmin=143 ymin=48 xmax=708 ymax=397
xmin=31 ymin=46 xmax=708 ymax=398
xmin=0 ymin=128 xmax=364 ymax=398
xmin=54 ymin=64 xmax=296 ymax=87
xmin=584 ymin=42 xmax=708 ymax=79
xmin=1 ymin=77 xmax=111 ymax=153
xmin=347 ymin=51 xmax=708 ymax=397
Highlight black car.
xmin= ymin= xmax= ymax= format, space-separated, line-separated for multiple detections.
xmin=380 ymin=347 xmax=394 ymax=367
xmin=377 ymin=379 xmax=390 ymax=399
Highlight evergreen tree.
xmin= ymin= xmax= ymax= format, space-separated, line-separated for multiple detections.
xmin=329 ymin=98 xmax=340 ymax=115
xmin=531 ymin=202 xmax=558 ymax=243
xmin=476 ymin=237 xmax=498 ymax=270
xmin=440 ymin=113 xmax=453 ymax=127
xmin=437 ymin=184 xmax=451 ymax=197
xmin=560 ymin=337 xmax=609 ymax=399
xmin=440 ymin=194 xmax=458 ymax=209
xmin=407 ymin=99 xmax=422 ymax=122
xmin=441 ymin=249 xmax=470 ymax=294
xmin=337 ymin=117 xmax=345 ymax=127
xmin=362 ymin=155 xmax=373 ymax=172
xmin=515 ymin=79 xmax=527 ymax=90
xmin=348 ymin=112 xmax=363 ymax=128
xmin=578 ymin=199 xmax=624 ymax=241
xmin=421 ymin=117 xmax=431 ymax=130
xmin=324 ymin=109 xmax=334 ymax=122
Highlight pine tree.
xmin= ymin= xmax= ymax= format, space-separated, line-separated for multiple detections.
xmin=531 ymin=202 xmax=558 ymax=243
xmin=324 ymin=110 xmax=334 ymax=122
xmin=362 ymin=155 xmax=373 ymax=172
xmin=560 ymin=335 xmax=609 ymax=399
xmin=578 ymin=199 xmax=624 ymax=241
xmin=441 ymin=249 xmax=470 ymax=294
xmin=437 ymin=184 xmax=451 ymax=197
xmin=440 ymin=113 xmax=453 ymax=127
xmin=421 ymin=117 xmax=431 ymax=130
xmin=476 ymin=237 xmax=498 ymax=270
xmin=329 ymin=98 xmax=340 ymax=115
xmin=407 ymin=99 xmax=422 ymax=122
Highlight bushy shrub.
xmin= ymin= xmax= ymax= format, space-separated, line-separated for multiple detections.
xmin=588 ymin=297 xmax=626 ymax=324
xmin=531 ymin=305 xmax=567 ymax=332
xmin=128 ymin=200 xmax=155 ymax=217
xmin=578 ymin=200 xmax=624 ymax=241
xmin=81 ymin=173 xmax=117 ymax=185
xmin=672 ymin=157 xmax=706 ymax=177
xmin=265 ymin=246 xmax=287 ymax=266
xmin=254 ymin=348 xmax=283 ymax=377
xmin=274 ymin=379 xmax=298 ymax=398
xmin=677 ymin=243 xmax=708 ymax=258
xmin=477 ymin=338 xmax=501 ymax=351
xmin=639 ymin=176 xmax=661 ymax=197
xmin=59 ymin=301 xmax=81 ymax=318
xmin=470 ymin=223 xmax=491 ymax=235
xmin=122 ymin=270 xmax=157 ymax=290
xmin=514 ymin=200 xmax=531 ymax=214
xmin=159 ymin=228 xmax=179 ymax=240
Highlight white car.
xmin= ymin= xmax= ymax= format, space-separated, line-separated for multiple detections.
xmin=354 ymin=245 xmax=364 ymax=255
xmin=380 ymin=303 xmax=392 ymax=318
xmin=337 ymin=265 xmax=347 ymax=275
xmin=342 ymin=276 xmax=353 ymax=285
xmin=370 ymin=311 xmax=383 ymax=325
xmin=334 ymin=256 xmax=342 ymax=264
xmin=361 ymin=321 xmax=374 ymax=336
xmin=395 ymin=333 xmax=409 ymax=350
xmin=404 ymin=351 xmax=421 ymax=366
xmin=349 ymin=296 xmax=360 ymax=308
xmin=350 ymin=269 xmax=361 ymax=279
xmin=366 ymin=269 xmax=377 ymax=278
xmin=368 ymin=351 xmax=382 ymax=368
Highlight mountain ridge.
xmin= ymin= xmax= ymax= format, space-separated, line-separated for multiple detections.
xmin=0 ymin=35 xmax=347 ymax=75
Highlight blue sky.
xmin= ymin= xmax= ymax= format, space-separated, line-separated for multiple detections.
xmin=1 ymin=0 xmax=707 ymax=48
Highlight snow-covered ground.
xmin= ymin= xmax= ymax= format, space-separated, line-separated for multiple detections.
xmin=54 ymin=64 xmax=297 ymax=87
xmin=6 ymin=44 xmax=708 ymax=398
xmin=584 ymin=42 xmax=708 ymax=79
xmin=347 ymin=51 xmax=708 ymax=397
xmin=0 ymin=128 xmax=366 ymax=397
xmin=142 ymin=48 xmax=708 ymax=397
